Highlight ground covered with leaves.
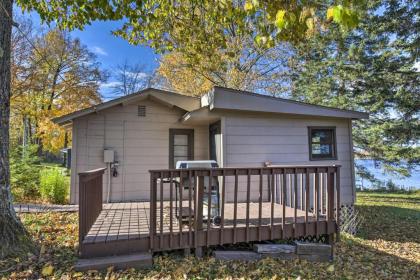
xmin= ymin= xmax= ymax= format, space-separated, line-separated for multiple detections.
xmin=1 ymin=191 xmax=419 ymax=279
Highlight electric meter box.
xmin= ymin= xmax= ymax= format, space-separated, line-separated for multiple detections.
xmin=104 ymin=149 xmax=114 ymax=163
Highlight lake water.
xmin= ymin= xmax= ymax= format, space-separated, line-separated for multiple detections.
xmin=355 ymin=159 xmax=419 ymax=190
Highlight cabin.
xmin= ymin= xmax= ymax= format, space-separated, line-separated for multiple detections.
xmin=54 ymin=87 xmax=368 ymax=259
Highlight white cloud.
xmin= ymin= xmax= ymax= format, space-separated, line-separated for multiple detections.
xmin=100 ymin=81 xmax=121 ymax=89
xmin=117 ymin=70 xmax=148 ymax=79
xmin=91 ymin=46 xmax=108 ymax=56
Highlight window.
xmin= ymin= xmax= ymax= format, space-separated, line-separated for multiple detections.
xmin=169 ymin=129 xmax=194 ymax=168
xmin=308 ymin=127 xmax=337 ymax=160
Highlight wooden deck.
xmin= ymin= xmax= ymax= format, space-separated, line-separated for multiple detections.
xmin=80 ymin=201 xmax=333 ymax=258
xmin=84 ymin=202 xmax=318 ymax=244
xmin=78 ymin=166 xmax=340 ymax=258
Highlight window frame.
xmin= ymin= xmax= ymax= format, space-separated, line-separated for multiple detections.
xmin=308 ymin=126 xmax=337 ymax=161
xmin=169 ymin=129 xmax=194 ymax=168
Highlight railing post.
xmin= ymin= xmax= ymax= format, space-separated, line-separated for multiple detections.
xmin=159 ymin=172 xmax=164 ymax=250
xmin=149 ymin=172 xmax=157 ymax=251
xmin=335 ymin=166 xmax=341 ymax=242
xmin=195 ymin=174 xmax=204 ymax=257
xmin=327 ymin=167 xmax=335 ymax=245
xmin=281 ymin=169 xmax=286 ymax=239
xmin=78 ymin=174 xmax=87 ymax=249
xmin=219 ymin=169 xmax=226 ymax=245
xmin=327 ymin=168 xmax=335 ymax=221
xmin=315 ymin=168 xmax=320 ymax=236
xmin=78 ymin=168 xmax=106 ymax=256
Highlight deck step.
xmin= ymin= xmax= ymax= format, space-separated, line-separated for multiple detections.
xmin=253 ymin=244 xmax=296 ymax=254
xmin=295 ymin=242 xmax=332 ymax=256
xmin=253 ymin=244 xmax=298 ymax=260
xmin=75 ymin=253 xmax=153 ymax=271
xmin=213 ymin=250 xmax=261 ymax=261
xmin=214 ymin=242 xmax=332 ymax=262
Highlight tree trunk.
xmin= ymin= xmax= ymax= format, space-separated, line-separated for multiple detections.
xmin=0 ymin=0 xmax=34 ymax=258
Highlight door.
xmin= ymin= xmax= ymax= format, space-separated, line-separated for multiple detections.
xmin=169 ymin=129 xmax=194 ymax=168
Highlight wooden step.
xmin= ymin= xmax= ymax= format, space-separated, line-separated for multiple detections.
xmin=75 ymin=253 xmax=153 ymax=271
xmin=213 ymin=250 xmax=261 ymax=261
xmin=253 ymin=244 xmax=296 ymax=254
xmin=295 ymin=241 xmax=332 ymax=256
xmin=253 ymin=244 xmax=297 ymax=260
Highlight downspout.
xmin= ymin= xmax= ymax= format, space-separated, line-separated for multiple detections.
xmin=104 ymin=114 xmax=111 ymax=203
xmin=348 ymin=119 xmax=356 ymax=204
xmin=107 ymin=162 xmax=111 ymax=203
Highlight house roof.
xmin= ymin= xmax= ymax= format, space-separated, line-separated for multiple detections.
xmin=54 ymin=86 xmax=368 ymax=125
xmin=53 ymin=88 xmax=200 ymax=125
xmin=207 ymin=87 xmax=369 ymax=119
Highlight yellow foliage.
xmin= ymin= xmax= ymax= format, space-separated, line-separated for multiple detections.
xmin=157 ymin=52 xmax=213 ymax=97
xmin=156 ymin=27 xmax=291 ymax=98
xmin=10 ymin=28 xmax=103 ymax=153
xmin=41 ymin=264 xmax=54 ymax=276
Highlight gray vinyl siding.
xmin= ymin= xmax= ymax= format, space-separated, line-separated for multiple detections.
xmin=70 ymin=99 xmax=209 ymax=203
xmin=70 ymin=101 xmax=355 ymax=206
xmin=223 ymin=114 xmax=355 ymax=205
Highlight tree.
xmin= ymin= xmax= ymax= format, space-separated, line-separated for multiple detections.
xmin=291 ymin=0 xmax=419 ymax=179
xmin=112 ymin=60 xmax=152 ymax=96
xmin=11 ymin=28 xmax=105 ymax=154
xmin=0 ymin=0 xmax=34 ymax=259
xmin=157 ymin=52 xmax=214 ymax=96
xmin=9 ymin=15 xmax=35 ymax=151
xmin=17 ymin=1 xmax=365 ymax=91
xmin=157 ymin=40 xmax=292 ymax=97
xmin=17 ymin=1 xmax=364 ymax=50
xmin=2 ymin=3 xmax=105 ymax=258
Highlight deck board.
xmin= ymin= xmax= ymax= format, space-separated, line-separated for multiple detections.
xmin=84 ymin=202 xmax=321 ymax=246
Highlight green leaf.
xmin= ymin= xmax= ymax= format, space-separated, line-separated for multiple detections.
xmin=306 ymin=17 xmax=314 ymax=30
xmin=275 ymin=10 xmax=286 ymax=29
xmin=289 ymin=12 xmax=296 ymax=24
xmin=333 ymin=5 xmax=343 ymax=23
xmin=244 ymin=1 xmax=253 ymax=12
xmin=255 ymin=35 xmax=267 ymax=46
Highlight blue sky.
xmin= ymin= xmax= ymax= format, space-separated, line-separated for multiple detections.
xmin=16 ymin=8 xmax=160 ymax=99
xmin=71 ymin=21 xmax=159 ymax=99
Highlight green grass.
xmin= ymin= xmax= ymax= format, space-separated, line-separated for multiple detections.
xmin=356 ymin=191 xmax=420 ymax=242
xmin=1 ymin=191 xmax=419 ymax=279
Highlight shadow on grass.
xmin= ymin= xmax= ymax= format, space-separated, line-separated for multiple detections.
xmin=334 ymin=236 xmax=420 ymax=279
xmin=356 ymin=204 xmax=420 ymax=243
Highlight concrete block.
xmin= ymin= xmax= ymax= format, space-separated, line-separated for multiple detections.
xmin=295 ymin=242 xmax=332 ymax=256
xmin=75 ymin=253 xmax=153 ymax=271
xmin=213 ymin=250 xmax=261 ymax=261
xmin=261 ymin=253 xmax=298 ymax=260
xmin=253 ymin=244 xmax=296 ymax=254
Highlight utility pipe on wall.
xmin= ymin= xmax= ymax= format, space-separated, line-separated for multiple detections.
xmin=107 ymin=162 xmax=111 ymax=203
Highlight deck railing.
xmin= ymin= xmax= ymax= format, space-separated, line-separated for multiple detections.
xmin=78 ymin=168 xmax=106 ymax=248
xmin=149 ymin=166 xmax=340 ymax=253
